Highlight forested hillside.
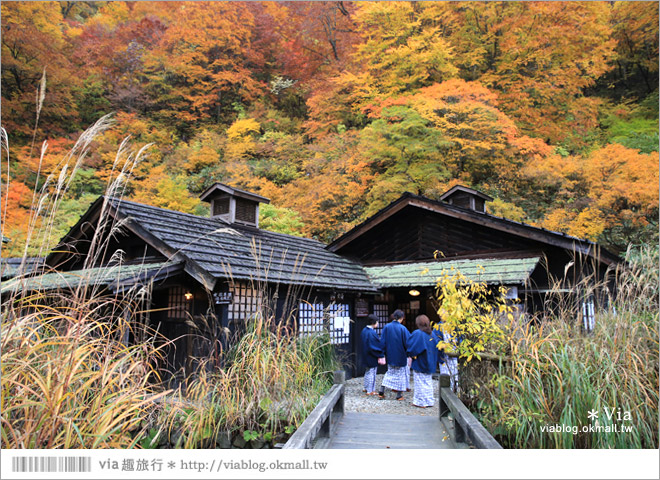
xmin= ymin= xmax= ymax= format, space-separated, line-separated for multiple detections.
xmin=1 ymin=1 xmax=658 ymax=256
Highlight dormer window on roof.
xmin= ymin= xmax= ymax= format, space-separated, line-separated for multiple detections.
xmin=199 ymin=183 xmax=270 ymax=228
xmin=439 ymin=185 xmax=493 ymax=213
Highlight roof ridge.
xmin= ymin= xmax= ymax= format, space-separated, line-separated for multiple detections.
xmin=108 ymin=196 xmax=328 ymax=246
xmin=106 ymin=196 xmax=230 ymax=226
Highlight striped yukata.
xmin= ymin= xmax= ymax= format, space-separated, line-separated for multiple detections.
xmin=440 ymin=357 xmax=459 ymax=391
xmin=412 ymin=371 xmax=435 ymax=407
xmin=363 ymin=367 xmax=377 ymax=393
xmin=381 ymin=365 xmax=407 ymax=391
xmin=438 ymin=330 xmax=459 ymax=391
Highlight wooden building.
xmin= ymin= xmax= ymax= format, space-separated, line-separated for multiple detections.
xmin=2 ymin=184 xmax=620 ymax=379
xmin=4 ymin=184 xmax=375 ymax=381
xmin=328 ymin=185 xmax=620 ymax=375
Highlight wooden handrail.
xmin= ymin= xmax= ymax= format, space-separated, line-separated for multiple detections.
xmin=438 ymin=374 xmax=502 ymax=449
xmin=445 ymin=351 xmax=511 ymax=363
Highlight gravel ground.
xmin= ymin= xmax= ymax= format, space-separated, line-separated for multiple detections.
xmin=345 ymin=373 xmax=440 ymax=416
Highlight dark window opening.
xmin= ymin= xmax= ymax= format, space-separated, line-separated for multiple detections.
xmin=213 ymin=197 xmax=230 ymax=216
xmin=235 ymin=198 xmax=257 ymax=224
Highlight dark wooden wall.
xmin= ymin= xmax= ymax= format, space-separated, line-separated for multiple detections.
xmin=53 ymin=224 xmax=164 ymax=271
xmin=335 ymin=206 xmax=542 ymax=263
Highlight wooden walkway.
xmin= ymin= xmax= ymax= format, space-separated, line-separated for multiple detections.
xmin=284 ymin=373 xmax=499 ymax=450
xmin=324 ymin=412 xmax=469 ymax=449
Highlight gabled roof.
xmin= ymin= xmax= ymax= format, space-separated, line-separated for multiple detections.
xmin=199 ymin=183 xmax=270 ymax=204
xmin=364 ymin=256 xmax=541 ymax=288
xmin=327 ymin=192 xmax=620 ymax=265
xmin=439 ymin=185 xmax=493 ymax=202
xmin=48 ymin=197 xmax=376 ymax=292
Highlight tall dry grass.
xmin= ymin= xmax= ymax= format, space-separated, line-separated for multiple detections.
xmin=2 ymin=114 xmax=341 ymax=449
xmin=1 ymin=300 xmax=169 ymax=448
xmin=477 ymin=245 xmax=659 ymax=448
xmin=1 ymin=116 xmax=173 ymax=448
xmin=159 ymin=311 xmax=339 ymax=448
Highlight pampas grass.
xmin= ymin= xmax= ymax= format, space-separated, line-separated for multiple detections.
xmin=1 ymin=112 xmax=340 ymax=449
xmin=476 ymin=245 xmax=659 ymax=448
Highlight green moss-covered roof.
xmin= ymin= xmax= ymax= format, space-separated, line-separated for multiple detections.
xmin=1 ymin=257 xmax=44 ymax=279
xmin=364 ymin=256 xmax=541 ymax=288
xmin=1 ymin=262 xmax=173 ymax=294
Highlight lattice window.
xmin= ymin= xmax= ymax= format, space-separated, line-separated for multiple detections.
xmin=167 ymin=286 xmax=189 ymax=320
xmin=373 ymin=304 xmax=389 ymax=336
xmin=297 ymin=302 xmax=351 ymax=345
xmin=327 ymin=303 xmax=351 ymax=345
xmin=396 ymin=302 xmax=419 ymax=324
xmin=235 ymin=198 xmax=257 ymax=224
xmin=228 ymin=282 xmax=263 ymax=323
xmin=213 ymin=196 xmax=230 ymax=216
xmin=298 ymin=302 xmax=325 ymax=337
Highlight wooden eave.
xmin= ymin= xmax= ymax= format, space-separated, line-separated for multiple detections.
xmin=199 ymin=183 xmax=270 ymax=204
xmin=110 ymin=206 xmax=218 ymax=291
xmin=46 ymin=195 xmax=106 ymax=269
xmin=439 ymin=185 xmax=494 ymax=202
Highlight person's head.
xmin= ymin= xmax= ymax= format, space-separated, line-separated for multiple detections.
xmin=392 ymin=309 xmax=405 ymax=323
xmin=415 ymin=314 xmax=432 ymax=334
xmin=366 ymin=313 xmax=379 ymax=326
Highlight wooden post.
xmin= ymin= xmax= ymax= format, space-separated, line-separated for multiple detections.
xmin=439 ymin=374 xmax=451 ymax=419
xmin=333 ymin=370 xmax=345 ymax=421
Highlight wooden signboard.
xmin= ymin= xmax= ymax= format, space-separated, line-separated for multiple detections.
xmin=355 ymin=298 xmax=369 ymax=317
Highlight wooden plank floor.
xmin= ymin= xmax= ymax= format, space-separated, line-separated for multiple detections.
xmin=326 ymin=412 xmax=468 ymax=449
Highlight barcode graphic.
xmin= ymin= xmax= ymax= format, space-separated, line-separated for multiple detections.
xmin=11 ymin=456 xmax=92 ymax=473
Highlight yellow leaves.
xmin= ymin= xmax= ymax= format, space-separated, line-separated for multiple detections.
xmin=533 ymin=143 xmax=658 ymax=245
xmin=130 ymin=165 xmax=201 ymax=214
xmin=541 ymin=207 xmax=606 ymax=241
xmin=346 ymin=1 xmax=458 ymax=100
xmin=434 ymin=270 xmax=509 ymax=364
xmin=184 ymin=145 xmax=219 ymax=172
xmin=487 ymin=198 xmax=527 ymax=222
xmin=1 ymin=2 xmax=64 ymax=39
xmin=226 ymin=118 xmax=261 ymax=140
xmin=225 ymin=118 xmax=261 ymax=161
xmin=88 ymin=2 xmax=130 ymax=30
xmin=583 ymin=144 xmax=659 ymax=213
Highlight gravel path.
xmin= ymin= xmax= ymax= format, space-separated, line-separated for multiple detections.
xmin=345 ymin=373 xmax=440 ymax=417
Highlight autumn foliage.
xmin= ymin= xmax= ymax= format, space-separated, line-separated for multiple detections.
xmin=1 ymin=1 xmax=658 ymax=257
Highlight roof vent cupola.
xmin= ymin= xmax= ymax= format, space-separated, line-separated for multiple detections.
xmin=199 ymin=183 xmax=270 ymax=228
xmin=439 ymin=185 xmax=493 ymax=213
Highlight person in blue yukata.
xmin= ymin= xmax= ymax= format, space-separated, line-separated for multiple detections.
xmin=407 ymin=314 xmax=439 ymax=408
xmin=436 ymin=319 xmax=459 ymax=391
xmin=360 ymin=314 xmax=384 ymax=395
xmin=378 ymin=309 xmax=411 ymax=400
